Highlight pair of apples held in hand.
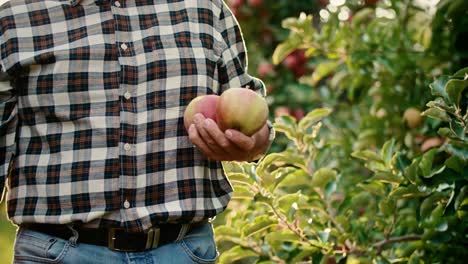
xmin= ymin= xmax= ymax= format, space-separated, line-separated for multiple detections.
xmin=183 ymin=88 xmax=269 ymax=137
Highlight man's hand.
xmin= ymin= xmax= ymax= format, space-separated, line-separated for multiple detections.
xmin=188 ymin=113 xmax=270 ymax=161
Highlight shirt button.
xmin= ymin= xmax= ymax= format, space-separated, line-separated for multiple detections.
xmin=120 ymin=43 xmax=128 ymax=51
xmin=124 ymin=143 xmax=131 ymax=151
xmin=123 ymin=200 xmax=130 ymax=209
xmin=114 ymin=1 xmax=121 ymax=7
xmin=124 ymin=91 xmax=131 ymax=100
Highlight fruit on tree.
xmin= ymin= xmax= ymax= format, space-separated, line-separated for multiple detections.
xmin=217 ymin=88 xmax=269 ymax=136
xmin=275 ymin=106 xmax=291 ymax=118
xmin=421 ymin=137 xmax=444 ymax=152
xmin=258 ymin=61 xmax=275 ymax=78
xmin=183 ymin=95 xmax=220 ymax=131
xmin=292 ymin=108 xmax=306 ymax=120
xmin=282 ymin=49 xmax=308 ymax=77
xmin=403 ymin=107 xmax=423 ymax=128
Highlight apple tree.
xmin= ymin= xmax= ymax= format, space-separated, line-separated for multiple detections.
xmin=214 ymin=0 xmax=468 ymax=263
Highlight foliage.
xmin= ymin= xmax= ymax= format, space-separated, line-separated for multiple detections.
xmin=215 ymin=0 xmax=468 ymax=263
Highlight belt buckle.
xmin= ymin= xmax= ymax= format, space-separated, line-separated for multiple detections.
xmin=107 ymin=227 xmax=161 ymax=251
xmin=145 ymin=227 xmax=161 ymax=249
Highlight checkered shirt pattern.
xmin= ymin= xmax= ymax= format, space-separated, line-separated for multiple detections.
xmin=0 ymin=0 xmax=266 ymax=232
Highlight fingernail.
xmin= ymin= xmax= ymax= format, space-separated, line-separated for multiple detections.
xmin=189 ymin=124 xmax=195 ymax=132
xmin=226 ymin=130 xmax=233 ymax=138
xmin=204 ymin=119 xmax=212 ymax=127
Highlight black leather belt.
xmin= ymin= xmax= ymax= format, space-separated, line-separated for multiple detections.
xmin=23 ymin=222 xmax=205 ymax=252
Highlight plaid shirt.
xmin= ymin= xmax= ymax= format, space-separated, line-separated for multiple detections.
xmin=0 ymin=0 xmax=266 ymax=232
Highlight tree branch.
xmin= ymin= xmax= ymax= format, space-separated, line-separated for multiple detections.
xmin=372 ymin=234 xmax=422 ymax=249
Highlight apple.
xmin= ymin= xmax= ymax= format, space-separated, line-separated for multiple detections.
xmin=274 ymin=106 xmax=291 ymax=118
xmin=292 ymin=108 xmax=306 ymax=120
xmin=257 ymin=61 xmax=275 ymax=78
xmin=421 ymin=137 xmax=444 ymax=152
xmin=403 ymin=107 xmax=423 ymax=128
xmin=217 ymin=88 xmax=269 ymax=136
xmin=282 ymin=49 xmax=308 ymax=77
xmin=183 ymin=95 xmax=219 ymax=131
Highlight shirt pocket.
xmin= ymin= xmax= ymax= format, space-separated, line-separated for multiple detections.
xmin=140 ymin=29 xmax=220 ymax=109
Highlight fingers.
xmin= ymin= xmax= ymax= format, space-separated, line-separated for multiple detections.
xmin=225 ymin=129 xmax=255 ymax=151
xmin=187 ymin=113 xmax=257 ymax=161
xmin=188 ymin=124 xmax=224 ymax=160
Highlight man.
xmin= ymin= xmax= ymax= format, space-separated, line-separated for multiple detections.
xmin=0 ymin=0 xmax=274 ymax=263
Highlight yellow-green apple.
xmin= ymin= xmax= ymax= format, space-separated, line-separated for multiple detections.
xmin=217 ymin=88 xmax=269 ymax=136
xmin=183 ymin=95 xmax=220 ymax=131
xmin=403 ymin=107 xmax=423 ymax=128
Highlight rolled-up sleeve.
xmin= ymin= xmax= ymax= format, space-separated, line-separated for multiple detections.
xmin=0 ymin=64 xmax=17 ymax=203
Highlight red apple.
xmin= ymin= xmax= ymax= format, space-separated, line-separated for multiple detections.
xmin=421 ymin=137 xmax=444 ymax=152
xmin=257 ymin=61 xmax=275 ymax=78
xmin=217 ymin=88 xmax=269 ymax=136
xmin=292 ymin=109 xmax=306 ymax=120
xmin=183 ymin=95 xmax=220 ymax=131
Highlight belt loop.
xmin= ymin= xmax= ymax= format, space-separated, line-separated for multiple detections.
xmin=175 ymin=224 xmax=190 ymax=241
xmin=66 ymin=224 xmax=79 ymax=247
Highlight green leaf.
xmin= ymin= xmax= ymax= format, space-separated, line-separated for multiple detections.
xmin=275 ymin=192 xmax=301 ymax=214
xmin=372 ymin=172 xmax=404 ymax=184
xmin=232 ymin=185 xmax=255 ymax=200
xmin=419 ymin=148 xmax=438 ymax=177
xmin=272 ymin=34 xmax=302 ymax=65
xmin=429 ymin=75 xmax=450 ymax=101
xmin=421 ymin=107 xmax=451 ymax=122
xmin=227 ymin=173 xmax=255 ymax=186
xmin=215 ymin=226 xmax=241 ymax=238
xmin=452 ymin=67 xmax=468 ymax=79
xmin=351 ymin=150 xmax=383 ymax=163
xmin=420 ymin=193 xmax=445 ymax=220
xmin=455 ymin=186 xmax=467 ymax=210
xmin=390 ymin=185 xmax=427 ymax=199
xmin=265 ymin=230 xmax=300 ymax=245
xmin=404 ymin=158 xmax=421 ymax=184
xmin=445 ymin=79 xmax=467 ymax=105
xmin=242 ymin=215 xmax=278 ymax=237
xmin=270 ymin=167 xmax=301 ymax=189
xmin=444 ymin=156 xmax=465 ymax=172
xmin=273 ymin=115 xmax=299 ymax=141
xmin=298 ymin=108 xmax=332 ymax=131
xmin=445 ymin=141 xmax=468 ymax=160
xmin=218 ymin=246 xmax=259 ymax=264
xmin=358 ymin=181 xmax=386 ymax=196
xmin=310 ymin=60 xmax=342 ymax=85
xmin=312 ymin=168 xmax=337 ymax=189
xmin=379 ymin=198 xmax=396 ymax=215
xmin=381 ymin=139 xmax=395 ymax=168
xmin=257 ymin=151 xmax=307 ymax=188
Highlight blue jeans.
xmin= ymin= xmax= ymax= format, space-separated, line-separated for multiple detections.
xmin=13 ymin=222 xmax=218 ymax=264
